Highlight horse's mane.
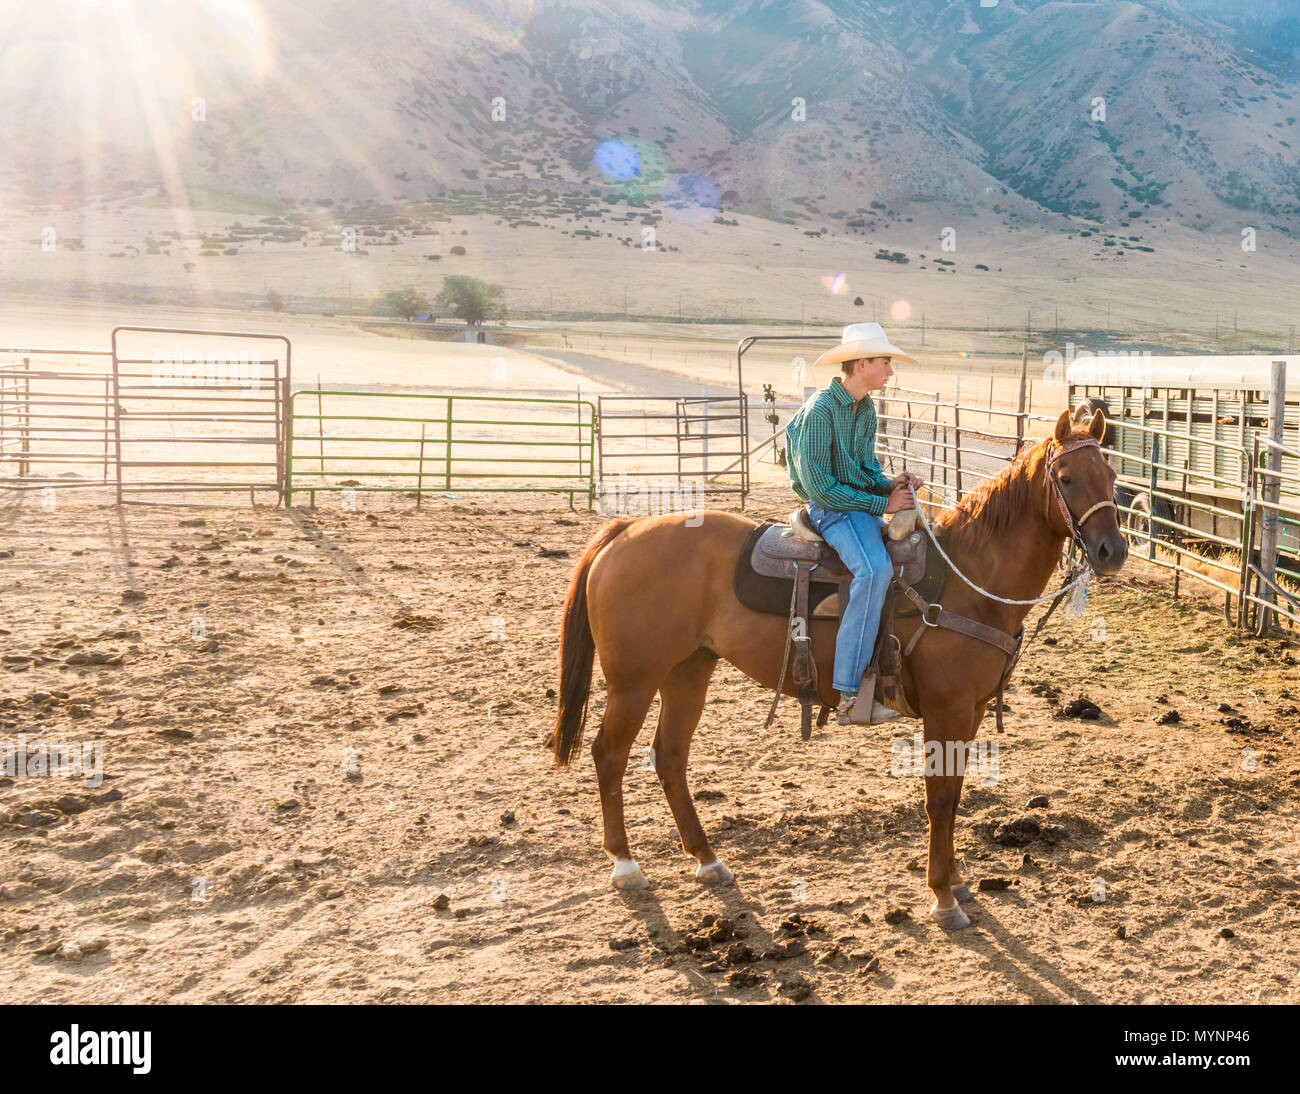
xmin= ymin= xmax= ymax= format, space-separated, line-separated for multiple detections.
xmin=932 ymin=434 xmax=1049 ymax=557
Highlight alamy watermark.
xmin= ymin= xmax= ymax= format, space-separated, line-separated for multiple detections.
xmin=1041 ymin=345 xmax=1153 ymax=387
xmin=1 ymin=734 xmax=104 ymax=787
xmin=151 ymin=344 xmax=263 ymax=393
xmin=596 ymin=473 xmax=705 ymax=525
xmin=890 ymin=733 xmax=999 ymax=785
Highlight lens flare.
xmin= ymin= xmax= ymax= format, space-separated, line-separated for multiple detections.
xmin=661 ymin=173 xmax=720 ymax=226
xmin=594 ymin=140 xmax=641 ymax=182
xmin=596 ymin=138 xmax=667 ymax=200
xmin=821 ymin=272 xmax=850 ymax=295
xmin=890 ymin=299 xmax=913 ymax=321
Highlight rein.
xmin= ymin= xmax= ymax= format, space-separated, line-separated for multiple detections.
xmin=907 ymin=433 xmax=1113 ymax=608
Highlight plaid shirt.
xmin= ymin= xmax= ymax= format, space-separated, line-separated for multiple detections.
xmin=786 ymin=377 xmax=894 ymax=516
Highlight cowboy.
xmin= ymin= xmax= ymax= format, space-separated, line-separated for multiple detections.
xmin=784 ymin=323 xmax=924 ymax=726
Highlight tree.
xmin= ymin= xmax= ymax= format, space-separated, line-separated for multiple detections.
xmin=383 ymin=287 xmax=429 ymax=320
xmin=267 ymin=289 xmax=284 ymax=312
xmin=435 ymin=275 xmax=506 ymax=327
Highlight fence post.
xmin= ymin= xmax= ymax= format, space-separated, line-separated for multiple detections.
xmin=1238 ymin=434 xmax=1257 ymax=630
xmin=953 ymin=375 xmax=963 ymax=500
xmin=1173 ymin=459 xmax=1188 ymax=600
xmin=110 ymin=341 xmax=124 ymax=505
xmin=316 ymin=375 xmax=325 ymax=477
xmin=1147 ymin=434 xmax=1160 ymax=561
xmin=930 ymin=393 xmax=939 ymax=485
xmin=1015 ymin=345 xmax=1028 ymax=454
xmin=587 ymin=402 xmax=597 ymax=509
xmin=21 ymin=358 xmax=32 ymax=478
xmin=445 ymin=396 xmax=453 ymax=492
xmin=417 ymin=423 xmax=427 ymax=508
xmin=284 ymin=390 xmax=295 ymax=507
xmin=1256 ymin=360 xmax=1287 ymax=633
xmin=272 ymin=360 xmax=284 ymax=501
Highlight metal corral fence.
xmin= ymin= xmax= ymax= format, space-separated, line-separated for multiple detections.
xmin=1069 ymin=357 xmax=1298 ymax=634
xmin=867 ymin=361 xmax=1299 ymax=636
xmin=1 ymin=328 xmax=291 ymax=504
xmin=0 ymin=349 xmax=117 ymax=490
xmin=284 ymin=389 xmax=596 ymax=509
xmin=594 ymin=394 xmax=748 ymax=512
xmin=110 ymin=327 xmax=289 ymax=503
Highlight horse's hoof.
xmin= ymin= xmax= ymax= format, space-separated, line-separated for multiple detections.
xmin=930 ymin=901 xmax=972 ymax=930
xmin=695 ymin=859 xmax=734 ymax=886
xmin=951 ymin=882 xmax=973 ymax=904
xmin=610 ymin=859 xmax=649 ymax=891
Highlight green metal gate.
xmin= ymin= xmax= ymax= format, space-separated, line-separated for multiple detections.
xmin=285 ymin=389 xmax=596 ymax=509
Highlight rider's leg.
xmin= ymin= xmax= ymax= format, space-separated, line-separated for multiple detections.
xmin=815 ymin=510 xmax=892 ymax=695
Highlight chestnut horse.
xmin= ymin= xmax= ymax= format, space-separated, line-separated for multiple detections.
xmin=550 ymin=408 xmax=1127 ymax=928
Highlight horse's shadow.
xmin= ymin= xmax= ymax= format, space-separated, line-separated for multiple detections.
xmin=947 ymin=896 xmax=1104 ymax=1004
xmin=614 ymin=880 xmax=830 ymax=1005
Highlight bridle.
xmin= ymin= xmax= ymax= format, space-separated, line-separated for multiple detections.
xmin=1046 ymin=434 xmax=1117 ymax=556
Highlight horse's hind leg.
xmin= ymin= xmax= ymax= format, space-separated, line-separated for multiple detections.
xmin=651 ymin=650 xmax=732 ymax=885
xmin=592 ymin=684 xmax=656 ymax=890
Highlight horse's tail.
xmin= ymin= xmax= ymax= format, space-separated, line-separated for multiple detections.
xmin=550 ymin=518 xmax=634 ymax=768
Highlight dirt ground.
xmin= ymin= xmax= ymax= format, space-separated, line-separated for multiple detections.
xmin=1 ymin=481 xmax=1297 ymax=1004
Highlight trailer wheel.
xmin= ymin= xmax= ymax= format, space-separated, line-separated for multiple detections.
xmin=1075 ymin=396 xmax=1115 ymax=448
xmin=1113 ymin=484 xmax=1135 ymax=512
xmin=1128 ymin=492 xmax=1174 ymax=545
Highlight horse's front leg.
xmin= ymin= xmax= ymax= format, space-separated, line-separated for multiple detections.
xmin=947 ymin=701 xmax=987 ymax=906
xmin=923 ymin=701 xmax=978 ymax=930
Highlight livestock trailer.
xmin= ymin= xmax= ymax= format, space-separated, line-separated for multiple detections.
xmin=1067 ymin=354 xmax=1299 ymax=562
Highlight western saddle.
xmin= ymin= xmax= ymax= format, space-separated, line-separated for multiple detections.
xmin=737 ymin=504 xmax=1025 ymax=741
xmin=736 ymin=507 xmax=928 ymax=740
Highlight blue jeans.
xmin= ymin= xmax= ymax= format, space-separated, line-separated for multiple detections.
xmin=805 ymin=500 xmax=892 ymax=694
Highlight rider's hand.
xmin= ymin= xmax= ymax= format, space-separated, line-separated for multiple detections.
xmin=885 ymin=486 xmax=914 ymax=514
xmin=891 ymin=471 xmax=924 ymax=492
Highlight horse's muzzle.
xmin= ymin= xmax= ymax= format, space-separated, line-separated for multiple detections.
xmin=1088 ymin=531 xmax=1128 ymax=575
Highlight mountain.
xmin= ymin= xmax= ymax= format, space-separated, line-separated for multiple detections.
xmin=0 ymin=0 xmax=1296 ymax=230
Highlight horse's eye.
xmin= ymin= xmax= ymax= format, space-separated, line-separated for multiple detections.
xmin=1060 ymin=476 xmax=1072 ymax=487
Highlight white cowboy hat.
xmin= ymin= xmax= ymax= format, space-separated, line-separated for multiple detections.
xmin=813 ymin=322 xmax=917 ymax=369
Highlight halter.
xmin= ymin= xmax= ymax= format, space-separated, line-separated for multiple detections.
xmin=1046 ymin=434 xmax=1116 ymax=555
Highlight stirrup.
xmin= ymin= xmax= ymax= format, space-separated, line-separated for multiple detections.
xmin=839 ymin=672 xmax=903 ymax=726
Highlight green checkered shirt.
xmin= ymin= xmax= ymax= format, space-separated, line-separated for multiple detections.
xmin=785 ymin=377 xmax=894 ymax=516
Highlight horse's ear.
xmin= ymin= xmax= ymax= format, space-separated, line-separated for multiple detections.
xmin=1054 ymin=410 xmax=1072 ymax=443
xmin=1073 ymin=403 xmax=1091 ymax=423
xmin=1089 ymin=407 xmax=1106 ymax=441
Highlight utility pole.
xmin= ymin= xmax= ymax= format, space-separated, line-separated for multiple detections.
xmin=1290 ymin=325 xmax=1295 ymax=353
xmin=921 ymin=312 xmax=926 ymax=346
xmin=624 ymin=284 xmax=628 ymax=318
